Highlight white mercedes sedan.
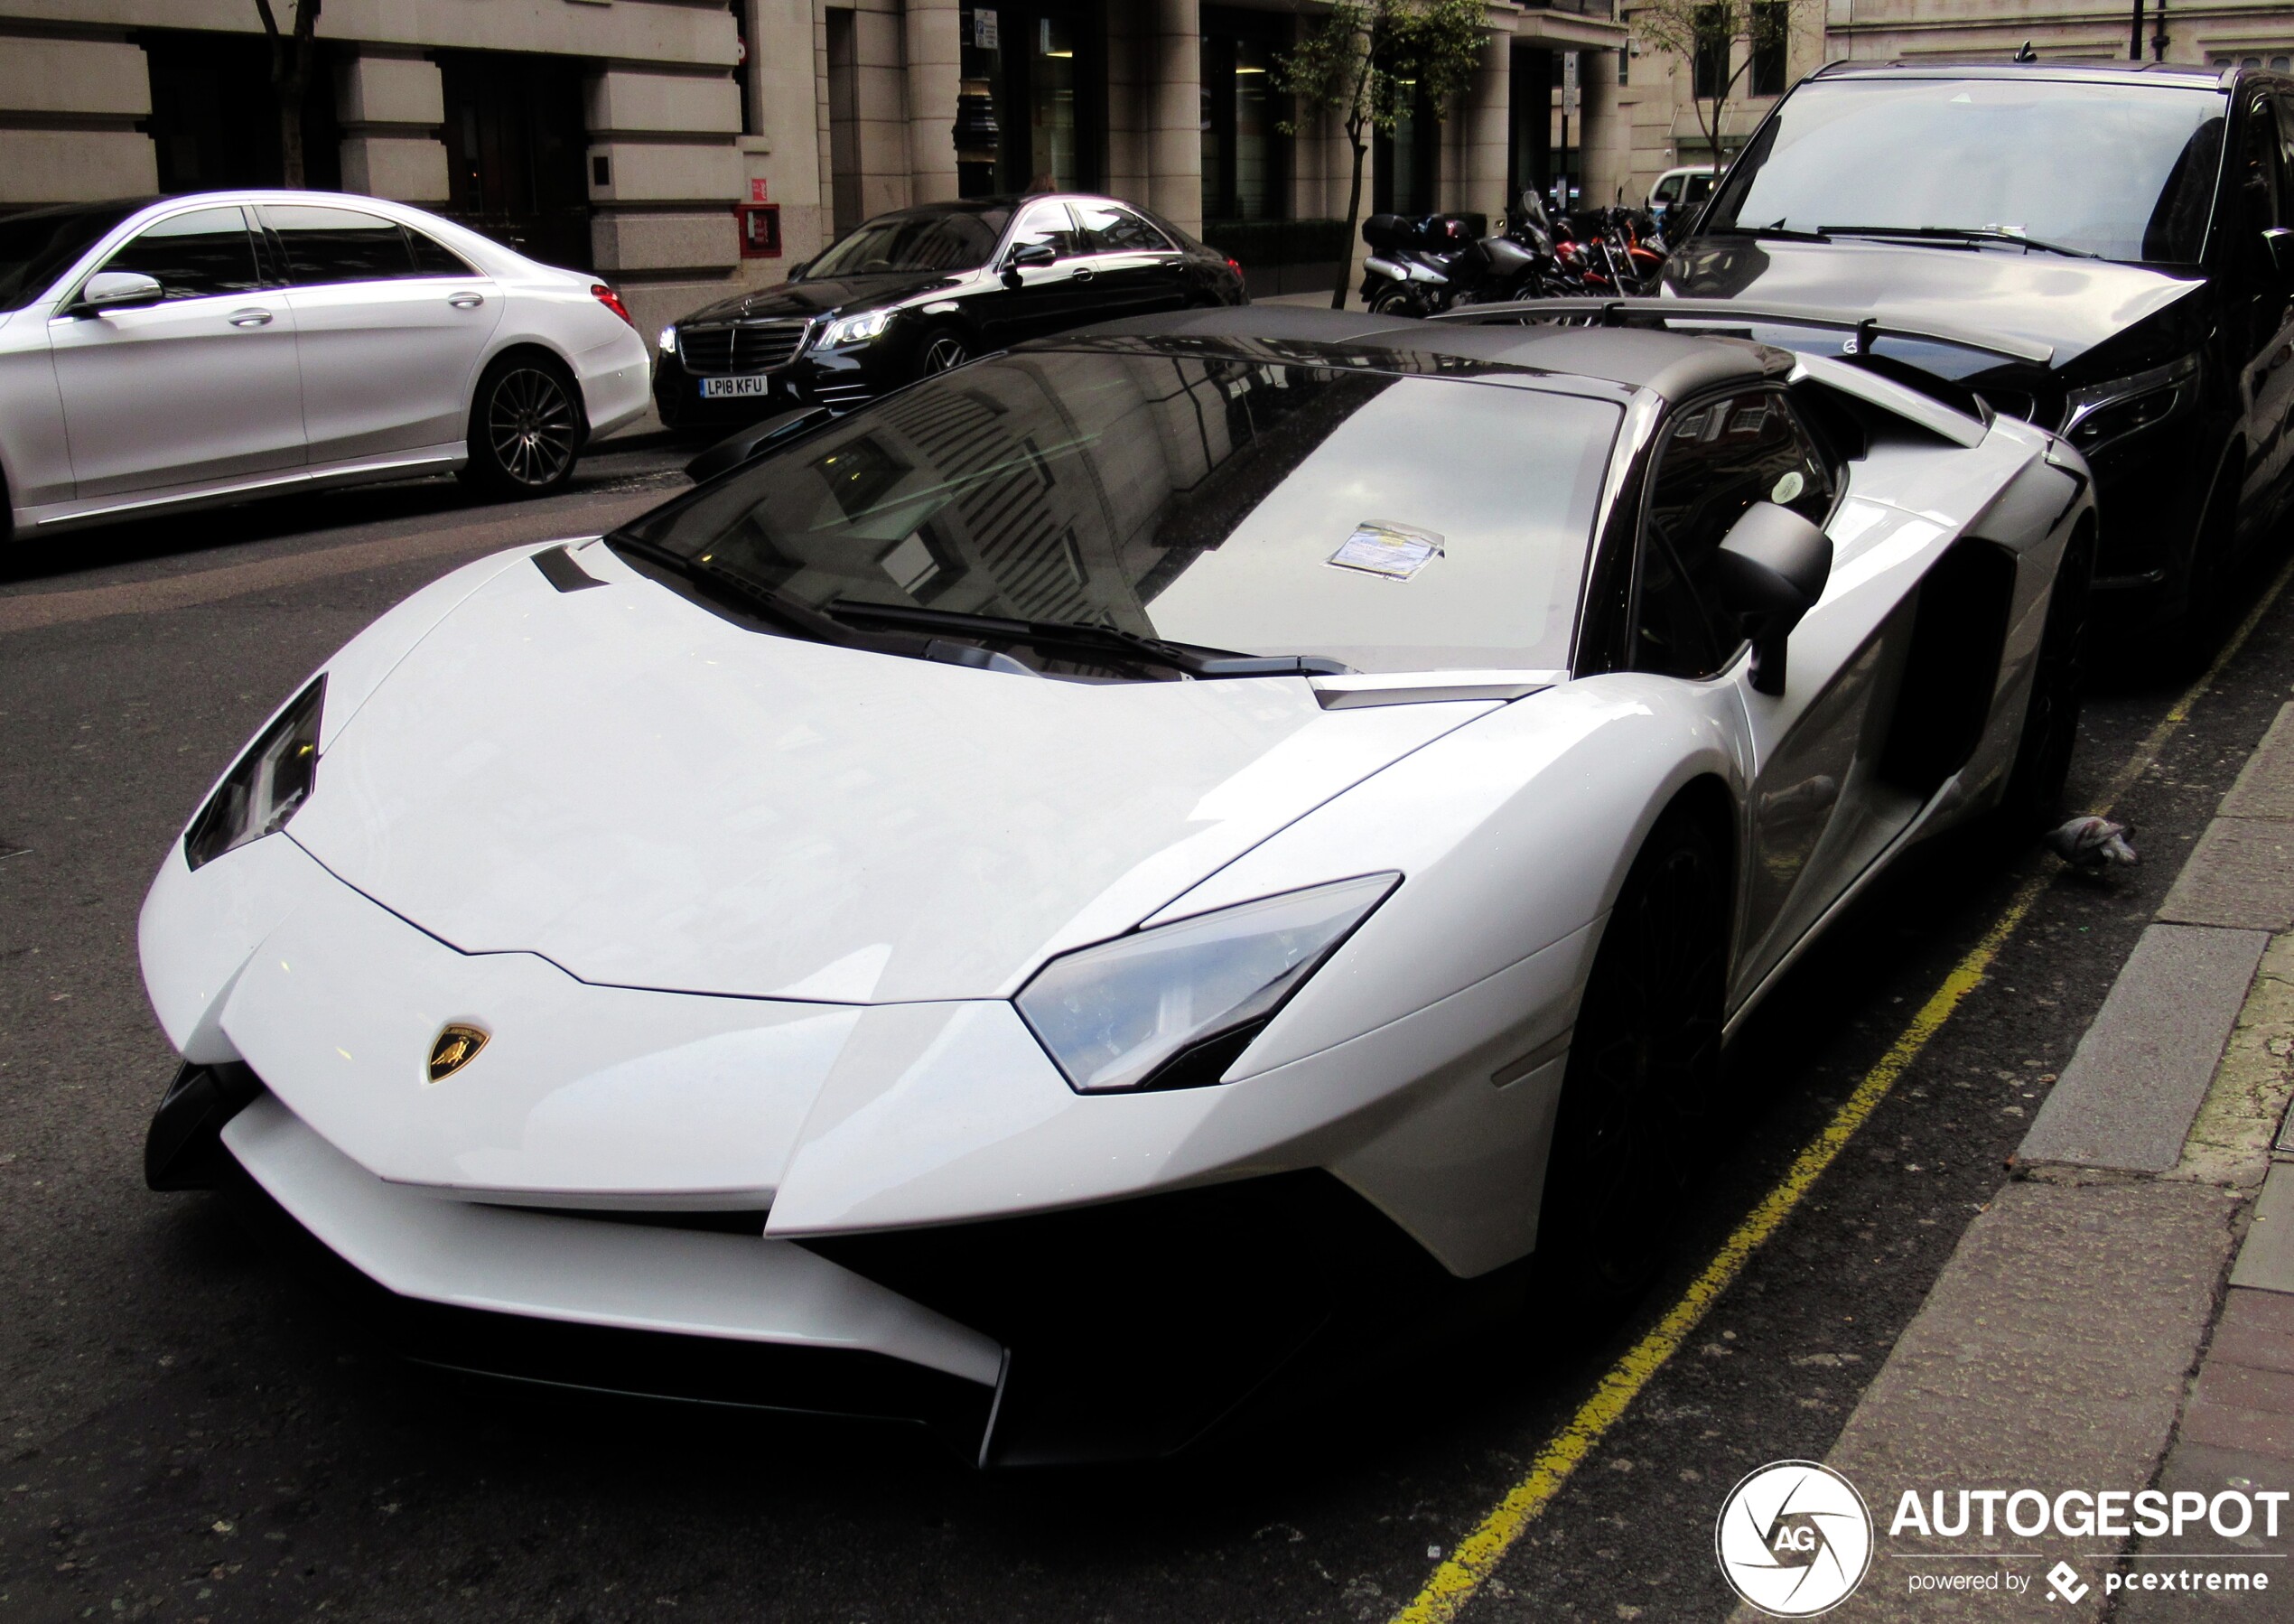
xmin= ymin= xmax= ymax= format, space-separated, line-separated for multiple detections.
xmin=0 ymin=191 xmax=651 ymax=538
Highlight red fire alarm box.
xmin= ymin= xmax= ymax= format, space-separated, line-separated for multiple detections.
xmin=736 ymin=202 xmax=781 ymax=258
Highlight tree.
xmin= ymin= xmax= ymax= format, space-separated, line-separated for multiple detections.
xmin=1274 ymin=0 xmax=1487 ymax=310
xmin=1632 ymin=0 xmax=1811 ymax=186
xmin=255 ymin=0 xmax=323 ymax=188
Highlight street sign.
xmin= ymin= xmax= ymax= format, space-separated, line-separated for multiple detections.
xmin=1562 ymin=51 xmax=1581 ymax=117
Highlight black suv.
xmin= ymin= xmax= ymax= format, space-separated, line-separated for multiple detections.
xmin=655 ymin=194 xmax=1245 ymax=428
xmin=1667 ymin=60 xmax=2294 ymax=639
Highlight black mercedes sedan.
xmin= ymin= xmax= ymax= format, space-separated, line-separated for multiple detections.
xmin=654 ymin=194 xmax=1245 ymax=428
xmin=1665 ymin=59 xmax=2294 ymax=647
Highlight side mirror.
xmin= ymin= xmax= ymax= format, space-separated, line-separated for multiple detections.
xmin=1710 ymin=501 xmax=1832 ymax=696
xmin=1008 ymin=242 xmax=1058 ymax=273
xmin=75 ymin=270 xmax=163 ymax=314
xmin=2264 ymin=227 xmax=2294 ymax=285
xmin=787 ymin=259 xmax=811 ymax=280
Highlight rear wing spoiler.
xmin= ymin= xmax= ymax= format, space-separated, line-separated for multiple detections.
xmin=1431 ymin=297 xmax=2056 ymax=368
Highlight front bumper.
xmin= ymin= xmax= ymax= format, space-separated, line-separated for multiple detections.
xmin=653 ymin=338 xmax=901 ymax=427
xmin=157 ymin=1073 xmax=1442 ymax=1463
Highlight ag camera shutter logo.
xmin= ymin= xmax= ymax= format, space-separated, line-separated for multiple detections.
xmin=1715 ymin=1461 xmax=1875 ymax=1616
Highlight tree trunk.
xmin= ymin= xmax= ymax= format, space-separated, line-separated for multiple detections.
xmin=279 ymin=96 xmax=305 ymax=188
xmin=1334 ymin=136 xmax=1366 ymax=311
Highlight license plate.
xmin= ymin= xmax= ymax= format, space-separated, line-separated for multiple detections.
xmin=700 ymin=375 xmax=773 ymax=399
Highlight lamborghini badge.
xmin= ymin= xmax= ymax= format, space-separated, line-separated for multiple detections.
xmin=427 ymin=1023 xmax=489 ymax=1082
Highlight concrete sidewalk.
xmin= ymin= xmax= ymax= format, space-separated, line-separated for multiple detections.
xmin=1737 ymin=707 xmax=2294 ymax=1621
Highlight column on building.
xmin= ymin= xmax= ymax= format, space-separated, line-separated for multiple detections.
xmin=903 ymin=0 xmax=959 ymax=204
xmin=1146 ymin=0 xmax=1202 ymax=239
xmin=747 ymin=0 xmax=829 ymax=272
xmin=1103 ymin=5 xmax=1152 ymax=210
xmin=1581 ymin=50 xmax=1627 ymax=210
xmin=0 ymin=28 xmax=154 ymax=204
xmin=585 ymin=59 xmax=746 ymax=340
xmin=1447 ymin=21 xmax=1511 ymax=225
xmin=335 ymin=48 xmax=448 ymax=202
xmin=849 ymin=1 xmax=915 ymax=221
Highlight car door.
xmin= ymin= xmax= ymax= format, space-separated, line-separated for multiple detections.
xmin=1627 ymin=386 xmax=1916 ymax=1001
xmin=261 ymin=202 xmax=503 ymax=465
xmin=1068 ymin=201 xmax=1190 ymax=321
xmin=46 ymin=204 xmax=303 ymax=499
xmin=974 ymin=201 xmax=1094 ymax=349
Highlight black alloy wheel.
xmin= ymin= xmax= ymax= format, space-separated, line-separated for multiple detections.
xmin=1534 ymin=805 xmax=1728 ymax=1311
xmin=1997 ymin=525 xmax=2095 ymax=830
xmin=468 ymin=359 xmax=581 ymax=497
xmin=917 ymin=329 xmax=969 ymax=378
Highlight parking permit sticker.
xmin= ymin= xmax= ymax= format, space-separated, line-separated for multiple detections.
xmin=1329 ymin=521 xmax=1445 ymax=581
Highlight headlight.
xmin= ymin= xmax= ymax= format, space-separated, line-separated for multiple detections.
xmin=2061 ymin=355 xmax=2197 ymax=458
xmin=1016 ymin=873 xmax=1399 ymax=1094
xmin=657 ymin=323 xmax=677 ymax=356
xmin=824 ymin=309 xmax=892 ymax=347
xmin=184 ymin=677 xmax=324 ymax=871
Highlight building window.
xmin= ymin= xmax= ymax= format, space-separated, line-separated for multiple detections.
xmin=961 ymin=4 xmax=1104 ymax=194
xmin=1374 ymin=77 xmax=1438 ymax=215
xmin=436 ymin=51 xmax=591 ymax=272
xmin=1749 ymin=2 xmax=1788 ymax=97
xmin=144 ymin=28 xmax=340 ymax=191
xmin=1201 ymin=7 xmax=1290 ymax=222
xmin=1692 ymin=4 xmax=1729 ymax=100
xmin=825 ymin=7 xmax=862 ymax=237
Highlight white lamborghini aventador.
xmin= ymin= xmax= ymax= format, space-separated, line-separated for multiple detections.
xmin=139 ymin=302 xmax=2094 ymax=1463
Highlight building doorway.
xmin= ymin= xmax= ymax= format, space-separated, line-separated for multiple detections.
xmin=436 ymin=51 xmax=590 ymax=272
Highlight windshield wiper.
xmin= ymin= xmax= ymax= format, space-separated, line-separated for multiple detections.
xmin=823 ymin=600 xmax=1356 ymax=679
xmin=1706 ymin=219 xmax=1832 ymax=243
xmin=607 ymin=537 xmax=1030 ymax=674
xmin=1817 ymin=225 xmax=2097 ymax=259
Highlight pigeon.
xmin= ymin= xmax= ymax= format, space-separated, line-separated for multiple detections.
xmin=2044 ymin=815 xmax=2139 ymax=872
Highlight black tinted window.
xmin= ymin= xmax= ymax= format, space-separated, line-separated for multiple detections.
xmin=807 ymin=207 xmax=1012 ymax=276
xmin=99 ymin=206 xmax=261 ymax=299
xmin=1637 ymin=390 xmax=1833 ymax=679
xmin=1707 ymin=79 xmax=2227 ymax=264
xmin=407 ymin=228 xmax=478 ymax=275
xmin=265 ymin=203 xmax=415 ymax=284
xmin=1007 ymin=201 xmax=1082 ymax=259
xmin=1075 ymin=201 xmax=1171 ymax=253
xmin=0 ymin=199 xmax=145 ymax=311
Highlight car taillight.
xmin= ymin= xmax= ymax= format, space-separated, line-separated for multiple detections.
xmin=1226 ymin=257 xmax=1243 ymax=277
xmin=591 ymin=284 xmax=636 ymax=328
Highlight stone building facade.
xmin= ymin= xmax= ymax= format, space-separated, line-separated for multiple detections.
xmin=0 ymin=1 xmax=1637 ymax=327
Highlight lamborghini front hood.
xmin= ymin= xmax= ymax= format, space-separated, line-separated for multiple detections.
xmin=286 ymin=544 xmax=1495 ymax=1003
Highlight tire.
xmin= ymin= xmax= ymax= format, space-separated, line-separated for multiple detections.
xmin=1534 ymin=804 xmax=1728 ymax=1311
xmin=1995 ymin=525 xmax=2094 ymax=832
xmin=916 ymin=326 xmax=970 ymax=379
xmin=465 ymin=355 xmax=582 ymax=498
xmin=1368 ymin=285 xmax=1425 ymax=319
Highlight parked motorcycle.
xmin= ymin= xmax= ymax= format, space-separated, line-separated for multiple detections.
xmin=1357 ymin=192 xmax=1566 ymax=316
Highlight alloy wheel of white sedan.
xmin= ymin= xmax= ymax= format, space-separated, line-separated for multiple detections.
xmin=137 ymin=303 xmax=2095 ymax=1465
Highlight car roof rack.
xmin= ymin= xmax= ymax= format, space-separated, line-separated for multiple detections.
xmin=1432 ymin=297 xmax=2055 ymax=367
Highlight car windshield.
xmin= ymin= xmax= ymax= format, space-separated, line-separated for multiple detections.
xmin=0 ymin=198 xmax=145 ymax=311
xmin=1707 ymin=78 xmax=2226 ymax=263
xmin=613 ymin=345 xmax=1619 ymax=676
xmin=806 ymin=207 xmax=1012 ymax=277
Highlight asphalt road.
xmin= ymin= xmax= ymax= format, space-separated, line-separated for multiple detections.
xmin=2 ymin=453 xmax=2289 ymax=1624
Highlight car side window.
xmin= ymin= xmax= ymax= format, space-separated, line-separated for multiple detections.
xmin=1654 ymin=176 xmax=1680 ymax=206
xmin=1074 ymin=201 xmax=1172 ymax=254
xmin=96 ymin=206 xmax=262 ymax=300
xmin=1635 ymin=388 xmax=1834 ymax=680
xmin=406 ymin=228 xmax=479 ymax=276
xmin=1008 ymin=201 xmax=1081 ymax=261
xmin=263 ymin=203 xmax=417 ymax=285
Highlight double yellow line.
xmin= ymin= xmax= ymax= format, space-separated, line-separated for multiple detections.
xmin=1389 ymin=557 xmax=2294 ymax=1624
